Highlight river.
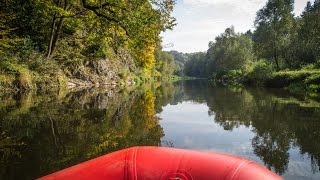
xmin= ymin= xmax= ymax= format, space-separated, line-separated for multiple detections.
xmin=0 ymin=80 xmax=320 ymax=179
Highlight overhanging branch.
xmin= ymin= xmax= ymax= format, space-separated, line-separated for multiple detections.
xmin=81 ymin=0 xmax=131 ymax=37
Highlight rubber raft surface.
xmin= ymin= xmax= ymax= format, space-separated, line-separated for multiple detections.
xmin=38 ymin=146 xmax=283 ymax=180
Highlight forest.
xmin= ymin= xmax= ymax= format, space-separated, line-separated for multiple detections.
xmin=1 ymin=0 xmax=319 ymax=94
xmin=182 ymin=0 xmax=320 ymax=94
xmin=0 ymin=0 xmax=177 ymax=91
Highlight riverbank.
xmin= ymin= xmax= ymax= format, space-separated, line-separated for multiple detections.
xmin=0 ymin=58 xmax=136 ymax=92
xmin=211 ymin=68 xmax=320 ymax=96
xmin=265 ymin=70 xmax=320 ymax=94
xmin=0 ymin=0 xmax=176 ymax=93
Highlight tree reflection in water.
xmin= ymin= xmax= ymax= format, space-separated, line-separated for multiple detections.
xmin=181 ymin=80 xmax=320 ymax=175
xmin=1 ymin=80 xmax=320 ymax=179
xmin=0 ymin=85 xmax=167 ymax=180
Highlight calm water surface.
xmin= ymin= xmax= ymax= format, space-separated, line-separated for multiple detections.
xmin=0 ymin=80 xmax=320 ymax=179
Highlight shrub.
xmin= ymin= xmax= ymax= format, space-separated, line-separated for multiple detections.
xmin=1 ymin=63 xmax=34 ymax=89
xmin=300 ymin=63 xmax=316 ymax=70
xmin=27 ymin=55 xmax=59 ymax=74
xmin=305 ymin=74 xmax=320 ymax=92
xmin=268 ymin=71 xmax=311 ymax=88
xmin=287 ymin=82 xmax=306 ymax=93
xmin=118 ymin=68 xmax=130 ymax=82
xmin=245 ymin=59 xmax=273 ymax=85
xmin=0 ymin=74 xmax=15 ymax=89
xmin=315 ymin=59 xmax=320 ymax=68
xmin=14 ymin=38 xmax=37 ymax=61
xmin=18 ymin=67 xmax=33 ymax=89
xmin=222 ymin=70 xmax=244 ymax=84
xmin=305 ymin=74 xmax=320 ymax=85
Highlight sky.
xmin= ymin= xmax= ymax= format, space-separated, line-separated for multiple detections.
xmin=161 ymin=0 xmax=314 ymax=53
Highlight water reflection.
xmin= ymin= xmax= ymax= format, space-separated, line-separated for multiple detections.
xmin=159 ymin=80 xmax=320 ymax=179
xmin=0 ymin=86 xmax=165 ymax=179
xmin=1 ymin=80 xmax=320 ymax=179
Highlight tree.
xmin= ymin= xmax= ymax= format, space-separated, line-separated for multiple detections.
xmin=253 ymin=0 xmax=295 ymax=69
xmin=294 ymin=0 xmax=320 ymax=64
xmin=184 ymin=52 xmax=207 ymax=77
xmin=154 ymin=49 xmax=176 ymax=79
xmin=0 ymin=11 xmax=20 ymax=55
xmin=167 ymin=50 xmax=190 ymax=76
xmin=206 ymin=27 xmax=255 ymax=75
xmin=0 ymin=0 xmax=176 ymax=78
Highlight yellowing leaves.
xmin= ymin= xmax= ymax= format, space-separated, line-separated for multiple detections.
xmin=140 ymin=44 xmax=156 ymax=76
xmin=141 ymin=91 xmax=157 ymax=129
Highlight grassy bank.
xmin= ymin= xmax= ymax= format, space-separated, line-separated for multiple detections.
xmin=267 ymin=70 xmax=320 ymax=94
xmin=211 ymin=67 xmax=320 ymax=96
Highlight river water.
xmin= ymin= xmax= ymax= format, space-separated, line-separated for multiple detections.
xmin=0 ymin=80 xmax=320 ymax=179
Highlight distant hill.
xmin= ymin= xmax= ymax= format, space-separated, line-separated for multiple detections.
xmin=166 ymin=51 xmax=191 ymax=76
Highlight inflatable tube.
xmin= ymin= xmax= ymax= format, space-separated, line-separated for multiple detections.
xmin=38 ymin=146 xmax=283 ymax=180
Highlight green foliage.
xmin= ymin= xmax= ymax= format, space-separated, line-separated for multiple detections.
xmin=207 ymin=27 xmax=255 ymax=74
xmin=0 ymin=74 xmax=16 ymax=90
xmin=167 ymin=50 xmax=190 ymax=76
xmin=177 ymin=0 xmax=320 ymax=94
xmin=253 ymin=0 xmax=295 ymax=69
xmin=0 ymin=63 xmax=33 ymax=90
xmin=245 ymin=60 xmax=273 ymax=85
xmin=307 ymin=84 xmax=320 ymax=92
xmin=305 ymin=74 xmax=320 ymax=85
xmin=293 ymin=0 xmax=320 ymax=65
xmin=183 ymin=52 xmax=207 ymax=77
xmin=84 ymin=36 xmax=113 ymax=59
xmin=0 ymin=11 xmax=20 ymax=55
xmin=305 ymin=74 xmax=320 ymax=92
xmin=266 ymin=70 xmax=320 ymax=93
xmin=17 ymin=67 xmax=32 ymax=90
xmin=0 ymin=84 xmax=170 ymax=179
xmin=221 ymin=70 xmax=244 ymax=85
xmin=154 ymin=50 xmax=176 ymax=80
xmin=286 ymin=81 xmax=305 ymax=93
xmin=0 ymin=0 xmax=176 ymax=90
xmin=118 ymin=68 xmax=130 ymax=82
xmin=133 ymin=69 xmax=148 ymax=84
xmin=170 ymin=75 xmax=195 ymax=81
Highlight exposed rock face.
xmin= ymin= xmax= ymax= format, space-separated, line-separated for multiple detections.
xmin=117 ymin=48 xmax=136 ymax=72
xmin=68 ymin=48 xmax=136 ymax=88
xmin=0 ymin=49 xmax=138 ymax=91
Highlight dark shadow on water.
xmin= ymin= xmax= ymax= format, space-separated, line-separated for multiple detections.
xmin=0 ymin=85 xmax=165 ymax=179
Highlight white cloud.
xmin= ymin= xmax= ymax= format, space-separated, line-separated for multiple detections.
xmin=162 ymin=0 xmax=313 ymax=53
xmin=184 ymin=0 xmax=266 ymax=12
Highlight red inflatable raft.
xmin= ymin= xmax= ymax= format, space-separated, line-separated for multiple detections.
xmin=38 ymin=146 xmax=283 ymax=180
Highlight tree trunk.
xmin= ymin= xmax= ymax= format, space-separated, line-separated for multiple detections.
xmin=272 ymin=7 xmax=279 ymax=70
xmin=274 ymin=48 xmax=279 ymax=70
xmin=47 ymin=0 xmax=70 ymax=58
xmin=50 ymin=17 xmax=65 ymax=57
xmin=47 ymin=15 xmax=57 ymax=58
xmin=113 ymin=27 xmax=119 ymax=54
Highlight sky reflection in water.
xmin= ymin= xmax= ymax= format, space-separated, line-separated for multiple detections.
xmin=159 ymin=81 xmax=320 ymax=180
